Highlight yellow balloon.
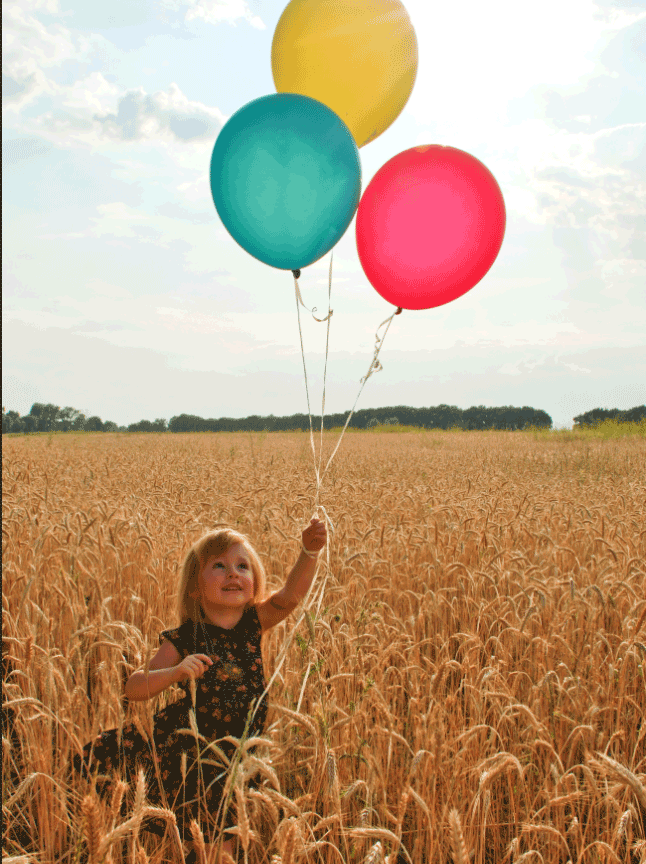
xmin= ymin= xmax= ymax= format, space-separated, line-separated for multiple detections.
xmin=271 ymin=0 xmax=418 ymax=149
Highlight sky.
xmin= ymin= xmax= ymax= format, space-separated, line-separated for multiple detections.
xmin=3 ymin=0 xmax=646 ymax=429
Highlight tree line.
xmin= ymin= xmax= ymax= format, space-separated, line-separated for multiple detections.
xmin=4 ymin=401 xmax=554 ymax=433
xmin=4 ymin=402 xmax=644 ymax=436
xmin=166 ymin=404 xmax=554 ymax=432
xmin=1 ymin=403 xmax=166 ymax=434
xmin=573 ymin=406 xmax=646 ymax=425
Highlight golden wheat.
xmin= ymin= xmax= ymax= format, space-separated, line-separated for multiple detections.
xmin=3 ymin=429 xmax=646 ymax=863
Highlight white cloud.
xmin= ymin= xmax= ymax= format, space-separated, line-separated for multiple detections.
xmin=562 ymin=362 xmax=592 ymax=373
xmin=92 ymin=83 xmax=227 ymax=142
xmin=39 ymin=202 xmax=155 ymax=241
xmin=159 ymin=0 xmax=266 ymax=28
xmin=3 ymin=0 xmax=227 ymax=150
xmin=2 ymin=2 xmax=99 ymax=107
xmin=63 ymin=71 xmax=121 ymax=115
xmin=20 ymin=80 xmax=227 ymax=150
xmin=156 ymin=306 xmax=238 ymax=333
xmin=182 ymin=0 xmax=266 ymax=29
xmin=18 ymin=0 xmax=63 ymax=10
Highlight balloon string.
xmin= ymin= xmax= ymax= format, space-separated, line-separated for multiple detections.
xmin=245 ymin=263 xmax=334 ymax=735
xmin=246 ymin=278 xmax=401 ymax=737
xmin=317 ymin=254 xmax=334 ymax=507
xmin=319 ymin=305 xmax=402 ymax=485
xmin=292 ymin=266 xmax=334 ymax=516
xmin=292 ymin=259 xmax=402 ymax=501
xmin=293 ymin=273 xmax=332 ymax=324
xmin=293 ymin=256 xmax=335 ymax=624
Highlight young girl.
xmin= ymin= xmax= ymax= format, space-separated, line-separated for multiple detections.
xmin=74 ymin=518 xmax=327 ymax=861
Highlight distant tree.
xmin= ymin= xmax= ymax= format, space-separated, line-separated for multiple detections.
xmin=22 ymin=415 xmax=38 ymax=433
xmin=573 ymin=408 xmax=617 ymax=426
xmin=152 ymin=418 xmax=167 ymax=432
xmin=463 ymin=405 xmax=488 ymax=430
xmin=169 ymin=414 xmax=205 ymax=433
xmin=58 ymin=406 xmax=83 ymax=431
xmin=533 ymin=409 xmax=552 ymax=429
xmin=29 ymin=402 xmax=61 ymax=432
xmin=103 ymin=421 xmax=118 ymax=432
xmin=72 ymin=413 xmax=87 ymax=431
xmin=618 ymin=405 xmax=646 ymax=422
xmin=85 ymin=416 xmax=104 ymax=432
xmin=128 ymin=419 xmax=154 ymax=432
xmin=3 ymin=410 xmax=21 ymax=433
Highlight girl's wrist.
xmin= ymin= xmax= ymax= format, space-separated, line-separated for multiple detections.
xmin=301 ymin=544 xmax=319 ymax=559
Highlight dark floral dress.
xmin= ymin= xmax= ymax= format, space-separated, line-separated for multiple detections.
xmin=73 ymin=606 xmax=268 ymax=839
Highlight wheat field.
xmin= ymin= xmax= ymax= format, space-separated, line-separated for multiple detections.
xmin=3 ymin=429 xmax=646 ymax=864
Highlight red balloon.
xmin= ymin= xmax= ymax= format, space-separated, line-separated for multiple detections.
xmin=356 ymin=145 xmax=506 ymax=311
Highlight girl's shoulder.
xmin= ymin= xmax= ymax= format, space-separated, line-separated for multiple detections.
xmin=159 ymin=621 xmax=195 ymax=653
xmin=243 ymin=604 xmax=262 ymax=633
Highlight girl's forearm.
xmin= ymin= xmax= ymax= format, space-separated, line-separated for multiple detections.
xmin=125 ymin=666 xmax=180 ymax=702
xmin=282 ymin=549 xmax=319 ymax=603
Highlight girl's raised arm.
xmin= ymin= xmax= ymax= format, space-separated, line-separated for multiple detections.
xmin=257 ymin=518 xmax=327 ymax=632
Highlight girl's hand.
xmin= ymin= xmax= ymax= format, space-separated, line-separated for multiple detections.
xmin=302 ymin=518 xmax=327 ymax=555
xmin=174 ymin=653 xmax=213 ymax=683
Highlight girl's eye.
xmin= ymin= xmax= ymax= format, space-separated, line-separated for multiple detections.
xmin=239 ymin=563 xmax=249 ymax=570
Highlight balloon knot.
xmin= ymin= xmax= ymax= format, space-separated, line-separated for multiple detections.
xmin=395 ymin=307 xmax=403 ymax=315
xmin=292 ymin=269 xmax=301 ymax=280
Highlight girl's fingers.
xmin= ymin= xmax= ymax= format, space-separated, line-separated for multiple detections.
xmin=183 ymin=657 xmax=211 ymax=679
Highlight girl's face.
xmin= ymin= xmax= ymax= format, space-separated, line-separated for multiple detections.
xmin=198 ymin=542 xmax=255 ymax=610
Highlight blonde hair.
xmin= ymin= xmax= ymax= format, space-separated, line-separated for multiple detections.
xmin=177 ymin=526 xmax=267 ymax=625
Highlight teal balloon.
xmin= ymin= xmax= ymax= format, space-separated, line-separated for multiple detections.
xmin=210 ymin=93 xmax=361 ymax=271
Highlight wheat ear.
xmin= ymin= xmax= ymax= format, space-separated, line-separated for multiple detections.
xmin=190 ymin=820 xmax=208 ymax=864
xmin=135 ymin=845 xmax=151 ymax=864
xmin=234 ymin=776 xmax=251 ymax=854
xmin=589 ymin=752 xmax=646 ymax=813
xmin=364 ymin=841 xmax=385 ymax=864
xmin=448 ymin=810 xmax=469 ymax=864
xmin=81 ymin=794 xmax=103 ymax=864
xmin=281 ymin=822 xmax=297 ymax=864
